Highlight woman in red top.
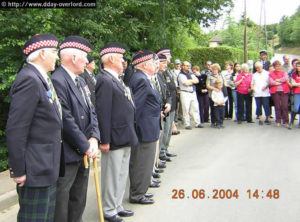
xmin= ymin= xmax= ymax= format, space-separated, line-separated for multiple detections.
xmin=289 ymin=61 xmax=300 ymax=129
xmin=269 ymin=60 xmax=290 ymax=127
xmin=234 ymin=63 xmax=253 ymax=124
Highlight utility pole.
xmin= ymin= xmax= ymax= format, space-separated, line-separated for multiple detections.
xmin=257 ymin=0 xmax=263 ymax=51
xmin=257 ymin=0 xmax=268 ymax=51
xmin=263 ymin=1 xmax=268 ymax=50
xmin=243 ymin=0 xmax=248 ymax=63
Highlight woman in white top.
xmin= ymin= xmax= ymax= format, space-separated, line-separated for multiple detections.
xmin=251 ymin=61 xmax=271 ymax=125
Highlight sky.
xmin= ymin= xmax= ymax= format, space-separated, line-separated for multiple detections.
xmin=204 ymin=0 xmax=299 ymax=31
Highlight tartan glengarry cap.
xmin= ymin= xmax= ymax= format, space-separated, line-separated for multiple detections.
xmin=99 ymin=43 xmax=126 ymax=57
xmin=158 ymin=54 xmax=167 ymax=60
xmin=87 ymin=56 xmax=94 ymax=63
xmin=132 ymin=50 xmax=154 ymax=66
xmin=60 ymin=36 xmax=92 ymax=53
xmin=23 ymin=33 xmax=58 ymax=56
xmin=156 ymin=47 xmax=171 ymax=55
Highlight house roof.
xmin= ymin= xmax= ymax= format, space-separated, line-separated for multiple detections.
xmin=209 ymin=34 xmax=222 ymax=42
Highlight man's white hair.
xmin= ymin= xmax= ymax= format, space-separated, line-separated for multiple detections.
xmin=60 ymin=48 xmax=87 ymax=60
xmin=241 ymin=63 xmax=249 ymax=71
xmin=255 ymin=61 xmax=263 ymax=68
xmin=101 ymin=53 xmax=119 ymax=64
xmin=26 ymin=48 xmax=44 ymax=63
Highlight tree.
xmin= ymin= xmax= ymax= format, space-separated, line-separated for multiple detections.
xmin=278 ymin=6 xmax=300 ymax=46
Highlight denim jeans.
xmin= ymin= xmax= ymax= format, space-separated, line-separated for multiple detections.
xmin=214 ymin=106 xmax=225 ymax=126
xmin=255 ymin=97 xmax=271 ymax=117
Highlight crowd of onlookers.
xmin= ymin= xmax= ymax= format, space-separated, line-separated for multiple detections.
xmin=169 ymin=51 xmax=300 ymax=130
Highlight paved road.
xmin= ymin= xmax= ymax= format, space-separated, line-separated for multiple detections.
xmin=1 ymin=118 xmax=299 ymax=222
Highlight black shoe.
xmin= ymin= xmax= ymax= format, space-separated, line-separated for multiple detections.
xmin=149 ymin=182 xmax=160 ymax=188
xmin=155 ymin=168 xmax=164 ymax=173
xmin=237 ymin=121 xmax=242 ymax=124
xmin=264 ymin=120 xmax=271 ymax=125
xmin=172 ymin=130 xmax=180 ymax=135
xmin=195 ymin=124 xmax=204 ymax=128
xmin=166 ymin=152 xmax=177 ymax=157
xmin=152 ymin=172 xmax=160 ymax=178
xmin=259 ymin=120 xmax=263 ymax=125
xmin=159 ymin=155 xmax=171 ymax=162
xmin=129 ymin=196 xmax=154 ymax=204
xmin=159 ymin=159 xmax=166 ymax=164
xmin=118 ymin=210 xmax=134 ymax=217
xmin=157 ymin=162 xmax=166 ymax=168
xmin=152 ymin=179 xmax=161 ymax=183
xmin=185 ymin=126 xmax=192 ymax=130
xmin=144 ymin=193 xmax=154 ymax=198
xmin=247 ymin=121 xmax=254 ymax=123
xmin=104 ymin=214 xmax=124 ymax=222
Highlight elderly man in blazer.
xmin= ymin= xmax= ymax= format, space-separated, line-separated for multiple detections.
xmin=51 ymin=36 xmax=100 ymax=222
xmin=129 ymin=50 xmax=161 ymax=205
xmin=80 ymin=56 xmax=97 ymax=105
xmin=6 ymin=34 xmax=62 ymax=222
xmin=95 ymin=43 xmax=138 ymax=222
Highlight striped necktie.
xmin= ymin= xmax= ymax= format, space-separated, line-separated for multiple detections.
xmin=75 ymin=77 xmax=87 ymax=106
xmin=46 ymin=76 xmax=62 ymax=119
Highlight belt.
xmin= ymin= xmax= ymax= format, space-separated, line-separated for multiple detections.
xmin=181 ymin=90 xmax=194 ymax=93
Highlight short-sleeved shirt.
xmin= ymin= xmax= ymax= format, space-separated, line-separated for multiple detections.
xmin=206 ymin=73 xmax=224 ymax=98
xmin=251 ymin=70 xmax=270 ymax=97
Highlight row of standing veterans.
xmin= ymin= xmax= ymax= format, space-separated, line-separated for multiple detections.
xmin=6 ymin=33 xmax=178 ymax=222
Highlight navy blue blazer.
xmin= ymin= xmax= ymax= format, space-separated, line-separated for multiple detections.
xmin=95 ymin=70 xmax=138 ymax=150
xmin=51 ymin=66 xmax=100 ymax=164
xmin=6 ymin=63 xmax=62 ymax=187
xmin=80 ymin=69 xmax=96 ymax=106
xmin=129 ymin=69 xmax=161 ymax=143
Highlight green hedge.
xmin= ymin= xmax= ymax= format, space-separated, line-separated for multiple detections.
xmin=186 ymin=46 xmax=259 ymax=69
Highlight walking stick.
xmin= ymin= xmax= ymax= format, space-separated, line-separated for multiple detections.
xmin=93 ymin=157 xmax=104 ymax=222
xmin=156 ymin=144 xmax=159 ymax=168
xmin=83 ymin=155 xmax=104 ymax=222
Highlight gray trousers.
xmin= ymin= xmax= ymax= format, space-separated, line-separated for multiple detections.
xmin=159 ymin=110 xmax=175 ymax=157
xmin=101 ymin=147 xmax=131 ymax=217
xmin=129 ymin=141 xmax=157 ymax=201
xmin=54 ymin=160 xmax=89 ymax=222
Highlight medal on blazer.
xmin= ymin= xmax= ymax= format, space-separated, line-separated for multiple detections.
xmin=46 ymin=90 xmax=54 ymax=103
xmin=166 ymin=77 xmax=170 ymax=83
xmin=124 ymin=87 xmax=132 ymax=101
xmin=84 ymin=85 xmax=92 ymax=105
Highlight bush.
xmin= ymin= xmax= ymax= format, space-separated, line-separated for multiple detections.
xmin=186 ymin=46 xmax=259 ymax=69
xmin=0 ymin=130 xmax=7 ymax=172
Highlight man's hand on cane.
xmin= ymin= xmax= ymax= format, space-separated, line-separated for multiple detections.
xmin=86 ymin=137 xmax=99 ymax=158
